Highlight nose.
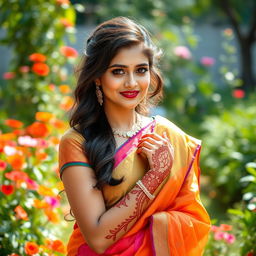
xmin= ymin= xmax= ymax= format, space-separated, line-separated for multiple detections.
xmin=124 ymin=73 xmax=138 ymax=88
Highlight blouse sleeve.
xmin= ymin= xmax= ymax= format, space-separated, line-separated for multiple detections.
xmin=58 ymin=128 xmax=92 ymax=180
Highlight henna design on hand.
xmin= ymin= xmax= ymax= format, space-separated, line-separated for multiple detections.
xmin=105 ymin=186 xmax=146 ymax=241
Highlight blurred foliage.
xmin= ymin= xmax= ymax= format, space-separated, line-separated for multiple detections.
xmin=201 ymin=97 xmax=256 ymax=207
xmin=0 ymin=113 xmax=69 ymax=255
xmin=0 ymin=0 xmax=76 ymax=122
xmin=228 ymin=162 xmax=256 ymax=256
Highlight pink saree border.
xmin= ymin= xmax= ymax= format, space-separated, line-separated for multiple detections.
xmin=114 ymin=118 xmax=156 ymax=169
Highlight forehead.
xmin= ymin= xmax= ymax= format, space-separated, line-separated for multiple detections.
xmin=110 ymin=43 xmax=149 ymax=65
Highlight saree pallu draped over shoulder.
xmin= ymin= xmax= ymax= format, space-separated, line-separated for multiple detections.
xmin=59 ymin=116 xmax=211 ymax=256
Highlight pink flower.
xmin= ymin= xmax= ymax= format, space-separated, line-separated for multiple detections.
xmin=200 ymin=56 xmax=215 ymax=67
xmin=214 ymin=231 xmax=224 ymax=241
xmin=3 ymin=72 xmax=16 ymax=80
xmin=45 ymin=196 xmax=60 ymax=208
xmin=25 ymin=178 xmax=39 ymax=190
xmin=19 ymin=66 xmax=30 ymax=73
xmin=232 ymin=89 xmax=245 ymax=99
xmin=210 ymin=225 xmax=220 ymax=232
xmin=18 ymin=136 xmax=38 ymax=147
xmin=0 ymin=160 xmax=7 ymax=171
xmin=224 ymin=233 xmax=236 ymax=244
xmin=173 ymin=46 xmax=191 ymax=60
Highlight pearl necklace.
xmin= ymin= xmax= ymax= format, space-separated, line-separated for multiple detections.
xmin=112 ymin=114 xmax=143 ymax=138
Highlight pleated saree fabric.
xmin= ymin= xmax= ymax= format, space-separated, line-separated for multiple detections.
xmin=58 ymin=115 xmax=211 ymax=256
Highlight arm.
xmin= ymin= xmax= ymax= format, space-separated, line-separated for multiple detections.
xmin=61 ymin=132 xmax=173 ymax=254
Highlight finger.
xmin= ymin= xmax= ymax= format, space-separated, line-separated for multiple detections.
xmin=138 ymin=136 xmax=162 ymax=147
xmin=137 ymin=141 xmax=158 ymax=150
xmin=141 ymin=132 xmax=164 ymax=142
xmin=137 ymin=146 xmax=153 ymax=156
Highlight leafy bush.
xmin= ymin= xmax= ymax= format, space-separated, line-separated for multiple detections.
xmin=201 ymin=98 xmax=256 ymax=207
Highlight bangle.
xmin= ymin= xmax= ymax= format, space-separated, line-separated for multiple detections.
xmin=136 ymin=180 xmax=155 ymax=200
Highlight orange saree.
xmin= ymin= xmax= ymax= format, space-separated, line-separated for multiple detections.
xmin=58 ymin=115 xmax=211 ymax=256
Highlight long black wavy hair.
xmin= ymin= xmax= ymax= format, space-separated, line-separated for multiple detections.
xmin=69 ymin=17 xmax=163 ymax=189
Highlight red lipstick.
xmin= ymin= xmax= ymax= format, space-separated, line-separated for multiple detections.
xmin=120 ymin=90 xmax=139 ymax=98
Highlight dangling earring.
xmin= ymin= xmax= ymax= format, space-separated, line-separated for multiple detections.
xmin=96 ymin=85 xmax=103 ymax=106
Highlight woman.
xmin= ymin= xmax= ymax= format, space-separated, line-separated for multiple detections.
xmin=59 ymin=17 xmax=211 ymax=256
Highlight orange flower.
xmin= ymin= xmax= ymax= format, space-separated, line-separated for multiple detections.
xmin=6 ymin=154 xmax=25 ymax=170
xmin=24 ymin=242 xmax=39 ymax=255
xmin=29 ymin=53 xmax=47 ymax=62
xmin=56 ymin=0 xmax=70 ymax=5
xmin=5 ymin=170 xmax=28 ymax=181
xmin=35 ymin=112 xmax=54 ymax=122
xmin=1 ymin=184 xmax=15 ymax=195
xmin=51 ymin=239 xmax=66 ymax=253
xmin=56 ymin=181 xmax=64 ymax=191
xmin=0 ymin=133 xmax=16 ymax=141
xmin=60 ymin=46 xmax=78 ymax=58
xmin=38 ymin=185 xmax=55 ymax=196
xmin=49 ymin=136 xmax=60 ymax=145
xmin=0 ymin=160 xmax=7 ymax=171
xmin=44 ymin=209 xmax=59 ymax=223
xmin=59 ymin=84 xmax=71 ymax=94
xmin=52 ymin=119 xmax=67 ymax=130
xmin=27 ymin=122 xmax=49 ymax=138
xmin=9 ymin=253 xmax=20 ymax=256
xmin=32 ymin=62 xmax=50 ymax=76
xmin=60 ymin=96 xmax=74 ymax=111
xmin=60 ymin=18 xmax=74 ymax=27
xmin=5 ymin=119 xmax=24 ymax=129
xmin=33 ymin=199 xmax=49 ymax=209
xmin=14 ymin=205 xmax=28 ymax=220
xmin=220 ymin=224 xmax=232 ymax=231
xmin=36 ymin=151 xmax=48 ymax=160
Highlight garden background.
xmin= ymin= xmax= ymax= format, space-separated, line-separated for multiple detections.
xmin=0 ymin=0 xmax=255 ymax=255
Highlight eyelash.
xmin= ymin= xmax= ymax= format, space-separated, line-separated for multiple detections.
xmin=111 ymin=67 xmax=148 ymax=75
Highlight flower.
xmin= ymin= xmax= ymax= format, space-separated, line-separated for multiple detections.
xmin=5 ymin=170 xmax=28 ymax=181
xmin=25 ymin=178 xmax=39 ymax=190
xmin=33 ymin=199 xmax=49 ymax=209
xmin=56 ymin=0 xmax=70 ymax=5
xmin=35 ymin=112 xmax=54 ymax=122
xmin=51 ymin=239 xmax=66 ymax=253
xmin=0 ymin=160 xmax=7 ymax=171
xmin=3 ymin=72 xmax=16 ymax=80
xmin=19 ymin=66 xmax=30 ymax=73
xmin=60 ymin=46 xmax=78 ymax=58
xmin=45 ymin=196 xmax=60 ymax=208
xmin=60 ymin=96 xmax=74 ymax=111
xmin=44 ymin=209 xmax=59 ymax=223
xmin=232 ymin=89 xmax=245 ymax=99
xmin=200 ymin=56 xmax=215 ymax=67
xmin=60 ymin=18 xmax=74 ymax=27
xmin=214 ymin=231 xmax=224 ymax=241
xmin=27 ymin=122 xmax=49 ymax=138
xmin=1 ymin=184 xmax=15 ymax=195
xmin=220 ymin=224 xmax=232 ymax=231
xmin=29 ymin=53 xmax=47 ymax=62
xmin=59 ymin=84 xmax=71 ymax=94
xmin=24 ymin=242 xmax=39 ymax=255
xmin=14 ymin=205 xmax=28 ymax=220
xmin=18 ymin=136 xmax=38 ymax=147
xmin=6 ymin=154 xmax=25 ymax=170
xmin=223 ymin=233 xmax=236 ymax=244
xmin=32 ymin=62 xmax=50 ymax=76
xmin=5 ymin=119 xmax=24 ymax=129
xmin=173 ymin=46 xmax=191 ymax=60
xmin=224 ymin=28 xmax=233 ymax=37
xmin=38 ymin=185 xmax=56 ymax=196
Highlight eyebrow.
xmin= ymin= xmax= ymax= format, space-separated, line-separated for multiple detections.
xmin=108 ymin=63 xmax=149 ymax=69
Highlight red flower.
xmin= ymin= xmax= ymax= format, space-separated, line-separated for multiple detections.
xmin=32 ymin=63 xmax=50 ymax=76
xmin=4 ymin=119 xmax=24 ymax=129
xmin=60 ymin=46 xmax=78 ymax=58
xmin=27 ymin=122 xmax=49 ymax=138
xmin=1 ymin=184 xmax=15 ymax=195
xmin=29 ymin=53 xmax=47 ymax=62
xmin=0 ymin=160 xmax=8 ymax=171
xmin=24 ymin=242 xmax=39 ymax=255
xmin=232 ymin=89 xmax=245 ymax=98
xmin=3 ymin=72 xmax=16 ymax=80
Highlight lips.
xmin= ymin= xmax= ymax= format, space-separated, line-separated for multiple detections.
xmin=120 ymin=90 xmax=139 ymax=98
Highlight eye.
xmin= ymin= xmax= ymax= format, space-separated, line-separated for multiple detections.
xmin=136 ymin=67 xmax=148 ymax=74
xmin=112 ymin=69 xmax=125 ymax=75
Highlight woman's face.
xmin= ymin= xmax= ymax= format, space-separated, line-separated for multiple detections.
xmin=96 ymin=43 xmax=150 ymax=112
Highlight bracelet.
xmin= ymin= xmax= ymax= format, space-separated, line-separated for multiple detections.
xmin=136 ymin=180 xmax=155 ymax=200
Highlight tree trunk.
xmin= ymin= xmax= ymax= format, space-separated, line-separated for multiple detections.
xmin=239 ymin=38 xmax=255 ymax=92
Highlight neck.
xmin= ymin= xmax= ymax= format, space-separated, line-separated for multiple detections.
xmin=104 ymin=106 xmax=137 ymax=130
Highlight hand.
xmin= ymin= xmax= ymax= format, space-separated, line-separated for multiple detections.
xmin=137 ymin=132 xmax=174 ymax=171
xmin=136 ymin=132 xmax=174 ymax=195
